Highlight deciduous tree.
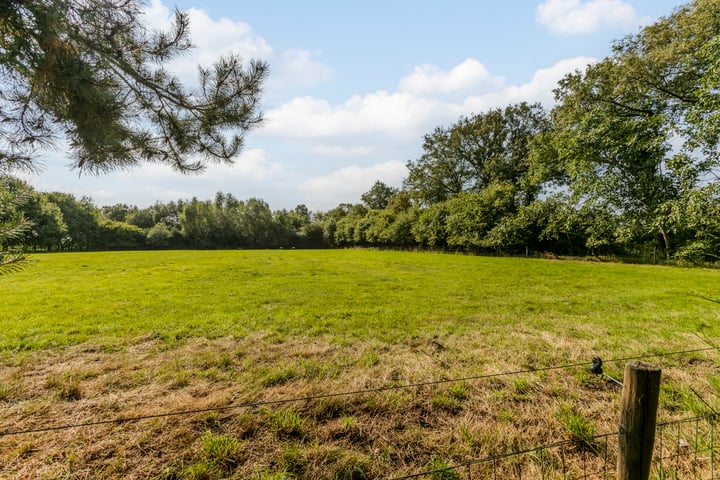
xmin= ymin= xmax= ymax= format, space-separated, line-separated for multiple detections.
xmin=405 ymin=102 xmax=548 ymax=206
xmin=361 ymin=181 xmax=399 ymax=210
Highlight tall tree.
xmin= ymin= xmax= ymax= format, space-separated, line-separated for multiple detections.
xmin=611 ymin=0 xmax=720 ymax=166
xmin=551 ymin=63 xmax=681 ymax=253
xmin=1 ymin=0 xmax=267 ymax=173
xmin=45 ymin=192 xmax=101 ymax=250
xmin=22 ymin=192 xmax=68 ymax=250
xmin=361 ymin=181 xmax=399 ymax=210
xmin=405 ymin=102 xmax=549 ymax=206
xmin=180 ymin=198 xmax=215 ymax=247
xmin=548 ymin=0 xmax=720 ymax=257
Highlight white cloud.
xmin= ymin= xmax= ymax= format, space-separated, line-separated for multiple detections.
xmin=311 ymin=144 xmax=374 ymax=157
xmin=270 ymin=50 xmax=334 ymax=90
xmin=399 ymin=58 xmax=504 ymax=97
xmin=298 ymin=161 xmax=407 ymax=209
xmin=536 ymin=0 xmax=650 ymax=35
xmin=143 ymin=2 xmax=333 ymax=94
xmin=260 ymin=56 xmax=595 ymax=141
xmin=261 ymin=92 xmax=444 ymax=139
xmin=118 ymin=148 xmax=282 ymax=183
xmin=230 ymin=148 xmax=284 ymax=181
xmin=141 ymin=0 xmax=272 ymax=84
xmin=462 ymin=56 xmax=596 ymax=112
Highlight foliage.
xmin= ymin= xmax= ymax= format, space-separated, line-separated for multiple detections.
xmin=0 ymin=176 xmax=32 ymax=273
xmin=44 ymin=192 xmax=101 ymax=250
xmin=551 ymin=59 xmax=684 ymax=254
xmin=3 ymin=2 xmax=720 ymax=260
xmin=0 ymin=0 xmax=267 ymax=173
xmin=101 ymin=203 xmax=134 ymax=223
xmin=444 ymin=185 xmax=516 ymax=250
xmin=97 ymin=219 xmax=145 ymax=249
xmin=412 ymin=202 xmax=449 ymax=248
xmin=361 ymin=181 xmax=399 ymax=210
xmin=405 ymin=102 xmax=548 ymax=206
xmin=146 ymin=223 xmax=174 ymax=248
xmin=547 ymin=0 xmax=720 ymax=257
xmin=22 ymin=192 xmax=68 ymax=250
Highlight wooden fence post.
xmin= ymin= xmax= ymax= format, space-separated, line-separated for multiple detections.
xmin=617 ymin=361 xmax=661 ymax=480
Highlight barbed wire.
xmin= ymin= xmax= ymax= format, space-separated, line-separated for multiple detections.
xmin=0 ymin=346 xmax=715 ymax=437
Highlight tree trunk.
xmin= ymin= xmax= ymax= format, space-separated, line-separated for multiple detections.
xmin=659 ymin=227 xmax=671 ymax=259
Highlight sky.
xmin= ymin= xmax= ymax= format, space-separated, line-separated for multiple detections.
xmin=21 ymin=0 xmax=688 ymax=211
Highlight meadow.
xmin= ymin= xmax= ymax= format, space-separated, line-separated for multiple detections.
xmin=1 ymin=250 xmax=719 ymax=479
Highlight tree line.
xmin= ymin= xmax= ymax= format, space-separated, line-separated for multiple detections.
xmin=2 ymin=0 xmax=720 ymax=263
xmin=0 ymin=180 xmax=329 ymax=251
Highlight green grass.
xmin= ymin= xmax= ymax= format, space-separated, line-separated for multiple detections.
xmin=1 ymin=249 xmax=719 ymax=353
xmin=2 ymin=249 xmax=720 ymax=479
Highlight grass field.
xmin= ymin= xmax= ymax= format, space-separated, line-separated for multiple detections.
xmin=1 ymin=250 xmax=719 ymax=479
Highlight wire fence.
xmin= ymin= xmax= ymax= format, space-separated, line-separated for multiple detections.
xmin=656 ymin=414 xmax=718 ymax=480
xmin=2 ymin=346 xmax=719 ymax=479
xmin=389 ymin=431 xmax=619 ymax=479
xmin=386 ymin=413 xmax=720 ymax=479
xmin=1 ymin=347 xmax=714 ymax=437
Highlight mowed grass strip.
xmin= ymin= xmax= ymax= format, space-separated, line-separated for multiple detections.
xmin=1 ymin=249 xmax=719 ymax=352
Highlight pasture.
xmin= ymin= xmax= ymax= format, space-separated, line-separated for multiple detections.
xmin=1 ymin=250 xmax=719 ymax=479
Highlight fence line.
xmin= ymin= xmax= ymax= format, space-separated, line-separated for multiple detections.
xmin=387 ymin=431 xmax=618 ymax=479
xmin=388 ymin=414 xmax=720 ymax=480
xmin=1 ymin=346 xmax=714 ymax=438
xmin=656 ymin=414 xmax=719 ymax=480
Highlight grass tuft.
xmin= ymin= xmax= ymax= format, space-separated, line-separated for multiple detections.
xmin=45 ymin=374 xmax=82 ymax=401
xmin=425 ymin=456 xmax=461 ymax=480
xmin=259 ymin=367 xmax=297 ymax=387
xmin=558 ymin=403 xmax=596 ymax=448
xmin=201 ymin=431 xmax=243 ymax=473
xmin=269 ymin=408 xmax=306 ymax=437
xmin=182 ymin=459 xmax=214 ymax=480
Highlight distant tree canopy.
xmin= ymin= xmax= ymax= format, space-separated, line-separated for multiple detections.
xmin=0 ymin=0 xmax=268 ymax=174
xmin=405 ymin=102 xmax=549 ymax=206
xmin=361 ymin=181 xmax=399 ymax=210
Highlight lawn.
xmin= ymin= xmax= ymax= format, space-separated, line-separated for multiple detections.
xmin=1 ymin=250 xmax=719 ymax=478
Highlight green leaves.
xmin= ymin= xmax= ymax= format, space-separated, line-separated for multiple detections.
xmin=0 ymin=0 xmax=267 ymax=174
xmin=547 ymin=0 xmax=720 ymax=256
xmin=405 ymin=102 xmax=548 ymax=206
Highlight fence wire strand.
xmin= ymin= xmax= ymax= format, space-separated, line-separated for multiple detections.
xmin=387 ymin=432 xmax=618 ymax=480
xmin=389 ymin=414 xmax=719 ymax=480
xmin=1 ymin=346 xmax=715 ymax=437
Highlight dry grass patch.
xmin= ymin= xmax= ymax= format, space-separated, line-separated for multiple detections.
xmin=1 ymin=333 xmax=718 ymax=478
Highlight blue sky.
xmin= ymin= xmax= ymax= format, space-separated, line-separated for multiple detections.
xmin=22 ymin=0 xmax=687 ymax=211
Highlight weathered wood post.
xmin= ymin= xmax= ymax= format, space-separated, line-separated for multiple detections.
xmin=617 ymin=361 xmax=661 ymax=480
